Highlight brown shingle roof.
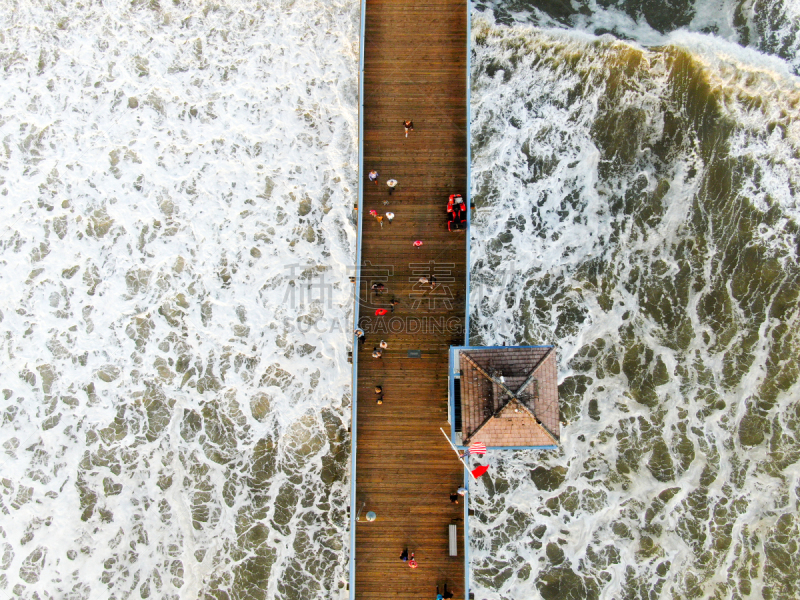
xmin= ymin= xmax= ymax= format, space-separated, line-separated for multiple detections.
xmin=458 ymin=346 xmax=559 ymax=447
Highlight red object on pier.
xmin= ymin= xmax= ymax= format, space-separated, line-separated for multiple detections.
xmin=471 ymin=464 xmax=489 ymax=478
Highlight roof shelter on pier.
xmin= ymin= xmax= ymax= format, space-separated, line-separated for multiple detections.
xmin=449 ymin=345 xmax=560 ymax=450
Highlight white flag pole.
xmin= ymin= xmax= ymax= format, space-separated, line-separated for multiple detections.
xmin=440 ymin=428 xmax=477 ymax=480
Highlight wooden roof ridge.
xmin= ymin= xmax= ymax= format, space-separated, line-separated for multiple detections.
xmin=500 ymin=397 xmax=559 ymax=446
xmin=513 ymin=346 xmax=553 ymax=396
xmin=536 ymin=418 xmax=560 ymax=445
xmin=463 ymin=403 xmax=500 ymax=444
xmin=460 ymin=352 xmax=516 ymax=398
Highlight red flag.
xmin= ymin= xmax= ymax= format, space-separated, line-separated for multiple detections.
xmin=471 ymin=464 xmax=489 ymax=478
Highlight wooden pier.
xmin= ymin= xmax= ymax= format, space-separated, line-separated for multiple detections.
xmin=351 ymin=0 xmax=469 ymax=598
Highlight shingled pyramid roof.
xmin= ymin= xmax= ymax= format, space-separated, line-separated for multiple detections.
xmin=458 ymin=346 xmax=559 ymax=448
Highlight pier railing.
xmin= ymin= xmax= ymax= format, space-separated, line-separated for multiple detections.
xmin=347 ymin=0 xmax=367 ymax=596
xmin=463 ymin=4 xmax=472 ymax=597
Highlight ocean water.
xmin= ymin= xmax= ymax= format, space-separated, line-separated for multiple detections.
xmin=474 ymin=0 xmax=800 ymax=76
xmin=0 ymin=1 xmax=358 ymax=599
xmin=468 ymin=8 xmax=800 ymax=600
xmin=2 ymin=0 xmax=798 ymax=599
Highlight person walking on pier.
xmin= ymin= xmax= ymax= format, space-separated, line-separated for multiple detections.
xmin=354 ymin=328 xmax=365 ymax=346
xmin=368 ymin=169 xmax=379 ymax=184
xmin=379 ymin=340 xmax=388 ymax=350
xmin=385 ymin=211 xmax=394 ymax=224
xmin=399 ymin=548 xmax=409 ymax=562
xmin=372 ymin=347 xmax=382 ymax=359
xmin=403 ymin=119 xmax=414 ymax=137
xmin=408 ymin=552 xmax=417 ymax=568
xmin=387 ymin=178 xmax=398 ymax=195
xmin=413 ymin=240 xmax=423 ymax=248
xmin=437 ymin=584 xmax=454 ymax=599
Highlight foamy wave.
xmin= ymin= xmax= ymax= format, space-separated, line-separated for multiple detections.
xmin=0 ymin=1 xmax=358 ymax=598
xmin=474 ymin=0 xmax=800 ymax=75
xmin=469 ymin=14 xmax=800 ymax=599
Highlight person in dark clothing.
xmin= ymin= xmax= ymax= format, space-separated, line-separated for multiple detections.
xmin=450 ymin=493 xmax=459 ymax=504
xmin=437 ymin=584 xmax=454 ymax=599
xmin=448 ymin=208 xmax=459 ymax=231
xmin=403 ymin=119 xmax=414 ymax=137
xmin=355 ymin=328 xmax=366 ymax=345
xmin=400 ymin=548 xmax=409 ymax=562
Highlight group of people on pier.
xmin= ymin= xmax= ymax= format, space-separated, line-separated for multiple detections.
xmin=356 ymin=119 xmax=464 ymax=600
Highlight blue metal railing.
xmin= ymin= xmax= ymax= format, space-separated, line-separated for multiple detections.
xmin=463 ymin=466 xmax=470 ymax=600
xmin=464 ymin=4 xmax=473 ymax=597
xmin=347 ymin=0 xmax=367 ymax=596
xmin=464 ymin=0 xmax=473 ymax=351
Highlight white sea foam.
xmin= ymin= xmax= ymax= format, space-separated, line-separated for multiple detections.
xmin=2 ymin=0 xmax=797 ymax=598
xmin=469 ymin=13 xmax=800 ymax=600
xmin=479 ymin=0 xmax=800 ymax=75
xmin=0 ymin=1 xmax=358 ymax=598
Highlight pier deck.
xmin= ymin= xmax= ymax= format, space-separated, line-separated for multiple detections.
xmin=352 ymin=0 xmax=468 ymax=598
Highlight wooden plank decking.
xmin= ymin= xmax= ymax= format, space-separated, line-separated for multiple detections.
xmin=354 ymin=0 xmax=468 ymax=598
